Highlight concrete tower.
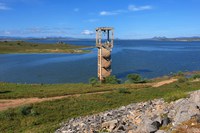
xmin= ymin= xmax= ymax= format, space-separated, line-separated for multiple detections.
xmin=96 ymin=27 xmax=114 ymax=82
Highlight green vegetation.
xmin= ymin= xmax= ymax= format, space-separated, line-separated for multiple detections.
xmin=173 ymin=71 xmax=185 ymax=77
xmin=0 ymin=78 xmax=200 ymax=132
xmin=178 ymin=77 xmax=188 ymax=83
xmin=118 ymin=88 xmax=131 ymax=94
xmin=0 ymin=41 xmax=90 ymax=54
xmin=192 ymin=74 xmax=200 ymax=79
xmin=103 ymin=75 xmax=121 ymax=84
xmin=89 ymin=77 xmax=99 ymax=86
xmin=125 ymin=74 xmax=147 ymax=83
xmin=0 ymin=82 xmax=146 ymax=99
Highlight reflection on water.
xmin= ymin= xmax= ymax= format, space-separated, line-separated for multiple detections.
xmin=1 ymin=40 xmax=200 ymax=83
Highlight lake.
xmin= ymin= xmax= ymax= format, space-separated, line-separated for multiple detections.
xmin=1 ymin=40 xmax=200 ymax=84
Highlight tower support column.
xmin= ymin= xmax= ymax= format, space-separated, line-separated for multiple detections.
xmin=96 ymin=27 xmax=114 ymax=82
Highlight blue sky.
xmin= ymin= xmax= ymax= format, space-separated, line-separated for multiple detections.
xmin=0 ymin=0 xmax=200 ymax=39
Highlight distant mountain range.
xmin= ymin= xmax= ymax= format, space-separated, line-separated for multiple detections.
xmin=1 ymin=36 xmax=200 ymax=41
xmin=0 ymin=36 xmax=81 ymax=41
xmin=151 ymin=36 xmax=200 ymax=41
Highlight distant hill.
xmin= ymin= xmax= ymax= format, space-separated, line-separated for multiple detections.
xmin=151 ymin=36 xmax=200 ymax=41
xmin=0 ymin=36 xmax=77 ymax=41
xmin=1 ymin=36 xmax=200 ymax=41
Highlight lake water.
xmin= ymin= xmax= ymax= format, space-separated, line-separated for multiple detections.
xmin=1 ymin=40 xmax=200 ymax=84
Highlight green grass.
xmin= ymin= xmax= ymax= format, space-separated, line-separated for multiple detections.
xmin=0 ymin=80 xmax=200 ymax=132
xmin=0 ymin=82 xmax=146 ymax=99
xmin=0 ymin=41 xmax=90 ymax=54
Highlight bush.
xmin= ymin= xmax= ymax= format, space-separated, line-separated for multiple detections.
xmin=178 ymin=77 xmax=188 ymax=83
xmin=104 ymin=76 xmax=120 ymax=84
xmin=174 ymin=71 xmax=184 ymax=77
xmin=126 ymin=74 xmax=144 ymax=83
xmin=89 ymin=77 xmax=99 ymax=86
xmin=118 ymin=88 xmax=131 ymax=94
xmin=20 ymin=105 xmax=33 ymax=116
xmin=192 ymin=74 xmax=200 ymax=79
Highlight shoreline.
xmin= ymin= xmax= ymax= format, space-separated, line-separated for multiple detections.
xmin=0 ymin=41 xmax=91 ymax=54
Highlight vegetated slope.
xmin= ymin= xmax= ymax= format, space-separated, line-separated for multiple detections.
xmin=0 ymin=78 xmax=178 ymax=111
xmin=0 ymin=41 xmax=89 ymax=53
xmin=0 ymin=77 xmax=200 ymax=132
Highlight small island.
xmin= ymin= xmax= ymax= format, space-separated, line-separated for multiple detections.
xmin=0 ymin=41 xmax=90 ymax=54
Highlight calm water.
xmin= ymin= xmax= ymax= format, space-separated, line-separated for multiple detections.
xmin=1 ymin=40 xmax=200 ymax=84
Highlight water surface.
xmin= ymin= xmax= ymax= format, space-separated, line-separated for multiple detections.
xmin=1 ymin=40 xmax=200 ymax=83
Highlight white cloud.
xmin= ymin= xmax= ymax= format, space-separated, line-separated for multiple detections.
xmin=0 ymin=3 xmax=11 ymax=10
xmin=100 ymin=10 xmax=126 ymax=16
xmin=100 ymin=5 xmax=152 ymax=16
xmin=100 ymin=11 xmax=118 ymax=16
xmin=81 ymin=30 xmax=94 ymax=35
xmin=128 ymin=5 xmax=152 ymax=11
xmin=74 ymin=8 xmax=79 ymax=12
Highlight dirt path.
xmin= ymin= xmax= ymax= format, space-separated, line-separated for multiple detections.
xmin=0 ymin=91 xmax=110 ymax=111
xmin=152 ymin=78 xmax=178 ymax=87
xmin=0 ymin=78 xmax=178 ymax=112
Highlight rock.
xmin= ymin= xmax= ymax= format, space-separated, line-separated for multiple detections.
xmin=137 ymin=119 xmax=160 ymax=133
xmin=153 ymin=116 xmax=162 ymax=124
xmin=56 ymin=90 xmax=200 ymax=133
xmin=117 ymin=124 xmax=126 ymax=131
xmin=174 ymin=102 xmax=200 ymax=125
xmin=193 ymin=114 xmax=200 ymax=123
xmin=101 ymin=119 xmax=118 ymax=132
xmin=161 ymin=117 xmax=171 ymax=126
xmin=155 ymin=130 xmax=166 ymax=133
xmin=151 ymin=121 xmax=161 ymax=130
xmin=189 ymin=90 xmax=200 ymax=106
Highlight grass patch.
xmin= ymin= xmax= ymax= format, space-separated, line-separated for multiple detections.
xmin=0 ymin=83 xmax=146 ymax=99
xmin=178 ymin=77 xmax=188 ymax=83
xmin=0 ymin=80 xmax=200 ymax=132
xmin=0 ymin=41 xmax=90 ymax=54
xmin=118 ymin=88 xmax=131 ymax=94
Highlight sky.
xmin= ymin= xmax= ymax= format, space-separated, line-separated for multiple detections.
xmin=0 ymin=0 xmax=200 ymax=39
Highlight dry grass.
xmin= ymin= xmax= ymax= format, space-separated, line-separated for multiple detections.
xmin=173 ymin=118 xmax=200 ymax=133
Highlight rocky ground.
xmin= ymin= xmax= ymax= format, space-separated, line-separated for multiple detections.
xmin=56 ymin=90 xmax=200 ymax=133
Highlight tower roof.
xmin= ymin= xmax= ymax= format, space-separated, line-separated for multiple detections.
xmin=96 ymin=27 xmax=113 ymax=31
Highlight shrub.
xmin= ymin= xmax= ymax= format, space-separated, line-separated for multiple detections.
xmin=104 ymin=76 xmax=120 ymax=84
xmin=118 ymin=88 xmax=131 ymax=94
xmin=89 ymin=77 xmax=99 ymax=86
xmin=174 ymin=71 xmax=184 ymax=77
xmin=178 ymin=77 xmax=188 ymax=83
xmin=125 ymin=74 xmax=144 ymax=83
xmin=192 ymin=74 xmax=200 ymax=79
xmin=17 ymin=42 xmax=21 ymax=46
xmin=20 ymin=105 xmax=33 ymax=116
